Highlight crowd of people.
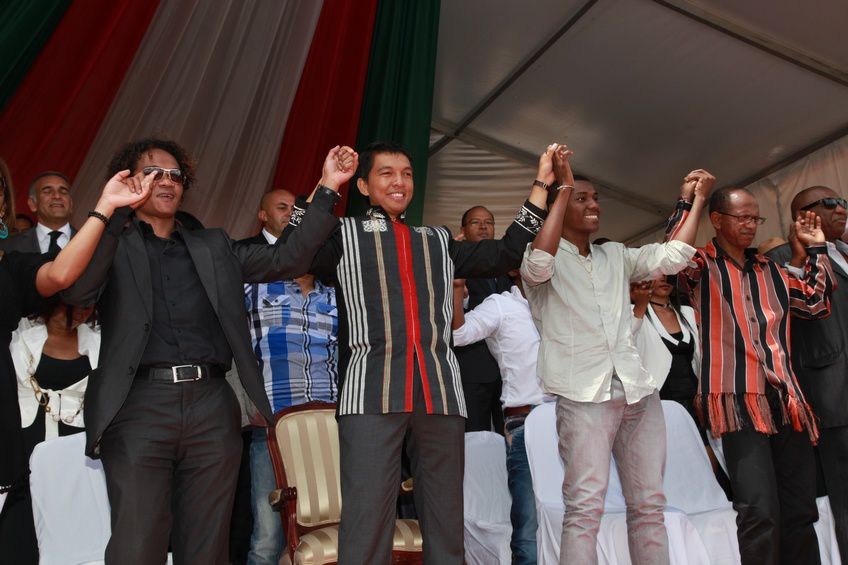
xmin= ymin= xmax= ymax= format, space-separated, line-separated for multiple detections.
xmin=0 ymin=137 xmax=845 ymax=565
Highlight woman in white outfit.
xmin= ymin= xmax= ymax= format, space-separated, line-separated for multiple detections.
xmin=631 ymin=276 xmax=702 ymax=429
xmin=12 ymin=302 xmax=99 ymax=455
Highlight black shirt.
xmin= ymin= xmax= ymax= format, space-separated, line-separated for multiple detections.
xmin=138 ymin=221 xmax=231 ymax=368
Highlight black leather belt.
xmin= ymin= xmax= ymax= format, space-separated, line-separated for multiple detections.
xmin=137 ymin=364 xmax=225 ymax=383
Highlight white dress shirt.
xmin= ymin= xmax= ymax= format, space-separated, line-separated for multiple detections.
xmin=453 ymin=286 xmax=550 ymax=408
xmin=520 ymin=239 xmax=696 ymax=404
xmin=35 ymin=222 xmax=72 ymax=253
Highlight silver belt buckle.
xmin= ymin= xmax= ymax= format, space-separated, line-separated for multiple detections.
xmin=172 ymin=364 xmax=202 ymax=383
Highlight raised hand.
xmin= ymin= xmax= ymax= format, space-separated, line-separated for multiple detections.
xmin=795 ymin=210 xmax=825 ymax=247
xmin=536 ymin=144 xmax=557 ymax=187
xmin=320 ymin=145 xmax=359 ymax=191
xmin=95 ymin=169 xmax=154 ymax=215
xmin=630 ymin=280 xmax=653 ymax=318
xmin=683 ymin=169 xmax=715 ymax=200
xmin=553 ymin=144 xmax=574 ymax=187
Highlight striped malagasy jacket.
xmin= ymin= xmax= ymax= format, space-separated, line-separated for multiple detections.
xmin=290 ymin=200 xmax=545 ymax=417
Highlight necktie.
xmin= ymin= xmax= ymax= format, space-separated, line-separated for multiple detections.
xmin=47 ymin=230 xmax=62 ymax=258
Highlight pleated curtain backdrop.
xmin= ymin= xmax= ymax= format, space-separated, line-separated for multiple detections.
xmin=70 ymin=0 xmax=324 ymax=238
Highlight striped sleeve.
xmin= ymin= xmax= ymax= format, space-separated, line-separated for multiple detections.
xmin=786 ymin=245 xmax=835 ymax=320
xmin=664 ymin=198 xmax=693 ymax=241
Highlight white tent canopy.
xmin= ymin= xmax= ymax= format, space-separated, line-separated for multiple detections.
xmin=423 ymin=0 xmax=848 ymax=245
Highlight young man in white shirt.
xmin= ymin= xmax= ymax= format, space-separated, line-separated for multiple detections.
xmin=520 ymin=146 xmax=711 ymax=564
xmin=451 ymin=270 xmax=550 ymax=564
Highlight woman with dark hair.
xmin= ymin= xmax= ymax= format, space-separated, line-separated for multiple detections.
xmin=631 ymin=276 xmax=701 ymax=425
xmin=0 ymin=169 xmax=151 ymax=562
xmin=13 ymin=302 xmax=99 ymax=453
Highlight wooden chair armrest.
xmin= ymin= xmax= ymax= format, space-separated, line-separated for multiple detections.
xmin=268 ymin=487 xmax=300 ymax=559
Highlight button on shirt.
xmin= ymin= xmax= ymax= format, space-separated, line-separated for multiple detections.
xmin=35 ymin=223 xmax=71 ymax=254
xmin=452 ymin=286 xmax=550 ymax=408
xmin=520 ymin=239 xmax=696 ymax=404
xmin=138 ymin=221 xmax=232 ymax=368
xmin=245 ymin=229 xmax=339 ymax=412
xmin=245 ymin=279 xmax=338 ymax=413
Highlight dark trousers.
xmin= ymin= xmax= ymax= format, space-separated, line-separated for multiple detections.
xmin=337 ymin=379 xmax=465 ymax=565
xmin=722 ymin=424 xmax=821 ymax=565
xmin=818 ymin=425 xmax=848 ymax=561
xmin=99 ymin=376 xmax=242 ymax=565
xmin=462 ymin=378 xmax=504 ymax=434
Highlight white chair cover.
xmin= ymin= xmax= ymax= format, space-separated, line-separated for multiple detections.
xmin=29 ymin=433 xmax=173 ymax=565
xmin=463 ymin=431 xmax=512 ymax=565
xmin=29 ymin=433 xmax=111 ymax=565
xmin=524 ymin=401 xmax=734 ymax=564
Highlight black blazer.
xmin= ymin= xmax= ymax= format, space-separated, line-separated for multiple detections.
xmin=63 ymin=198 xmax=339 ymax=455
xmin=768 ymin=243 xmax=848 ymax=427
xmin=0 ymin=224 xmax=77 ymax=253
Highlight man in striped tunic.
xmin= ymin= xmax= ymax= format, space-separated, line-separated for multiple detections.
xmin=667 ymin=185 xmax=834 ymax=565
xmin=290 ymin=141 xmax=551 ymax=564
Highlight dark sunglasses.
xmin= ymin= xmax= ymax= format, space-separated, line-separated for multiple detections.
xmin=801 ymin=197 xmax=848 ymax=211
xmin=142 ymin=166 xmax=184 ymax=184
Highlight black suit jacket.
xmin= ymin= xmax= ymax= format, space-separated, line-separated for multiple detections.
xmin=768 ymin=243 xmax=848 ymax=427
xmin=0 ymin=224 xmax=78 ymax=253
xmin=63 ymin=197 xmax=339 ymax=455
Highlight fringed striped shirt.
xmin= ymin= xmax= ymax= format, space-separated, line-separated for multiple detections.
xmin=666 ymin=199 xmax=834 ymax=441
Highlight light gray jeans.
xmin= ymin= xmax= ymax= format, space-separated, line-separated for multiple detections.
xmin=555 ymin=377 xmax=669 ymax=564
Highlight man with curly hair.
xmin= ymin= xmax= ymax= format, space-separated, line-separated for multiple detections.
xmin=62 ymin=138 xmax=351 ymax=564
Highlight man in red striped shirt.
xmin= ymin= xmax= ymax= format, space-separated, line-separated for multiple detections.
xmin=667 ymin=185 xmax=834 ymax=565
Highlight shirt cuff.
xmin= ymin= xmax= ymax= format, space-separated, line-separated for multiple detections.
xmin=521 ymin=246 xmax=555 ymax=285
xmin=513 ymin=200 xmax=547 ymax=235
xmin=806 ymin=244 xmax=827 ymax=255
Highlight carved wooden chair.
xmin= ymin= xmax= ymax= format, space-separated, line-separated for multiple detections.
xmin=267 ymin=401 xmax=423 ymax=564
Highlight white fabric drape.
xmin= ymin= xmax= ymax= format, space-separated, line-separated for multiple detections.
xmin=71 ymin=0 xmax=324 ymax=238
xmin=631 ymin=134 xmax=848 ymax=247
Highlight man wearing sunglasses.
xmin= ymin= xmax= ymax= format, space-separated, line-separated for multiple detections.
xmin=766 ymin=185 xmax=848 ymax=562
xmin=61 ymin=137 xmax=347 ymax=564
xmin=667 ymin=185 xmax=835 ymax=565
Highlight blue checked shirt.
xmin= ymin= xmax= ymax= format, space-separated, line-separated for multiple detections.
xmin=245 ymin=278 xmax=339 ymax=413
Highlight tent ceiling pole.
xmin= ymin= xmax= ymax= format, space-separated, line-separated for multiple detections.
xmin=652 ymin=0 xmax=848 ymax=88
xmin=623 ymin=125 xmax=848 ymax=244
xmin=430 ymin=121 xmax=670 ymax=217
xmin=429 ymin=0 xmax=600 ymax=157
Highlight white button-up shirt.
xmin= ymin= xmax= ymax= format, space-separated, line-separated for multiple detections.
xmin=453 ymin=286 xmax=550 ymax=408
xmin=520 ymin=239 xmax=696 ymax=404
xmin=35 ymin=222 xmax=72 ymax=253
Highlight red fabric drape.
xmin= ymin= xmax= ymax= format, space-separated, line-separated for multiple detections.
xmin=0 ymin=0 xmax=160 ymax=216
xmin=271 ymin=0 xmax=379 ymax=211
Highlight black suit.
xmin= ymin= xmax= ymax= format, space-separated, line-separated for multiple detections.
xmin=768 ymin=243 xmax=848 ymax=560
xmin=62 ymin=195 xmax=338 ymax=564
xmin=0 ymin=224 xmax=77 ymax=253
xmin=455 ymin=275 xmax=512 ymax=433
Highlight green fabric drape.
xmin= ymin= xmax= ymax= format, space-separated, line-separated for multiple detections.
xmin=0 ymin=0 xmax=71 ymax=111
xmin=347 ymin=0 xmax=440 ymax=223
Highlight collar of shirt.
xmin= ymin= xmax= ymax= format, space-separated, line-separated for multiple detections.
xmin=705 ymin=238 xmax=768 ymax=267
xmin=136 ymin=218 xmax=184 ymax=241
xmin=261 ymin=228 xmax=278 ymax=244
xmin=368 ymin=206 xmax=406 ymax=223
xmin=36 ymin=222 xmax=72 ymax=250
xmin=827 ymin=240 xmax=848 ymax=275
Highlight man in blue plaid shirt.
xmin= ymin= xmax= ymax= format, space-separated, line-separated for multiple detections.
xmin=241 ymin=189 xmax=339 ymax=565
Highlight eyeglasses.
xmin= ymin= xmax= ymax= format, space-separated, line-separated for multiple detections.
xmin=142 ymin=166 xmax=184 ymax=184
xmin=800 ymin=197 xmax=848 ymax=211
xmin=717 ymin=212 xmax=766 ymax=225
